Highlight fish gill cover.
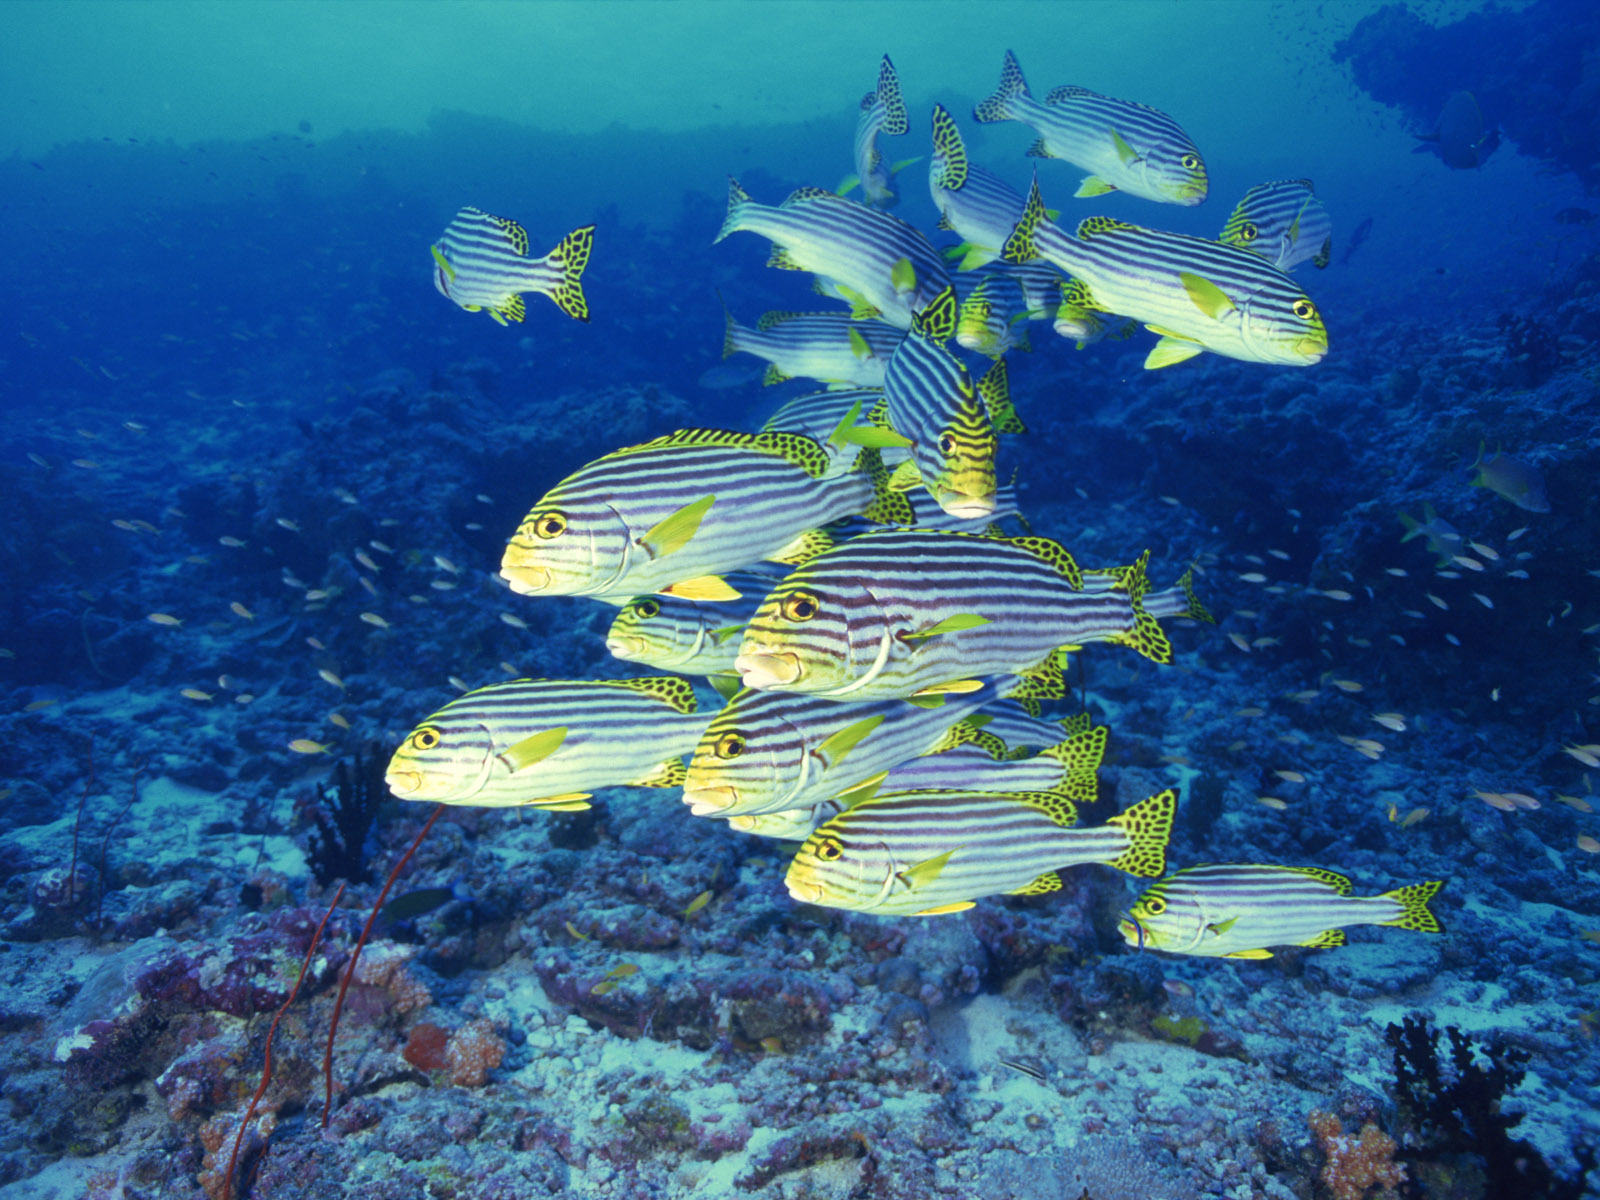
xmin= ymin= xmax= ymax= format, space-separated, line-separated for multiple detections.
xmin=1 ymin=3 xmax=1599 ymax=1198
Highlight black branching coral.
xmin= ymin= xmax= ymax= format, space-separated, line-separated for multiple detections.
xmin=1384 ymin=1016 xmax=1594 ymax=1199
xmin=304 ymin=746 xmax=388 ymax=886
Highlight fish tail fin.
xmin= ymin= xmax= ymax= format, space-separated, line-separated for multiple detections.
xmin=721 ymin=302 xmax=746 ymax=360
xmin=715 ymin=177 xmax=752 ymax=243
xmin=1380 ymin=880 xmax=1446 ymax=933
xmin=1176 ymin=566 xmax=1216 ymax=624
xmin=859 ymin=447 xmax=916 ymax=525
xmin=1038 ymin=723 xmax=1108 ymax=803
xmin=877 ymin=55 xmax=908 ymax=135
xmin=542 ymin=225 xmax=594 ymax=322
xmin=973 ymin=49 xmax=1029 ymax=123
xmin=1105 ymin=789 xmax=1177 ymax=878
xmin=1001 ymin=174 xmax=1047 ymax=265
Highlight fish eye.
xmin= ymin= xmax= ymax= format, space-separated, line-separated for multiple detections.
xmin=1292 ymin=299 xmax=1317 ymax=321
xmin=411 ymin=726 xmax=441 ymax=750
xmin=714 ymin=732 xmax=746 ymax=759
xmin=1142 ymin=896 xmax=1167 ymax=915
xmin=937 ymin=434 xmax=956 ymax=455
xmin=780 ymin=592 xmax=819 ymax=622
xmin=1181 ymin=154 xmax=1200 ymax=171
xmin=816 ymin=838 xmax=844 ymax=862
xmin=533 ymin=511 xmax=567 ymax=539
xmin=1240 ymin=221 xmax=1258 ymax=242
xmin=633 ymin=599 xmax=660 ymax=619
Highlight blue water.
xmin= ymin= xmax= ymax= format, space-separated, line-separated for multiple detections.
xmin=3 ymin=2 xmax=1599 ymax=1197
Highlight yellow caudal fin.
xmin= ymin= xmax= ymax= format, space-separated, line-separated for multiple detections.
xmin=1380 ymin=879 xmax=1446 ymax=933
xmin=1104 ymin=788 xmax=1177 ymax=878
xmin=972 ymin=49 xmax=1029 ymax=123
xmin=545 ymin=225 xmax=594 ymax=322
xmin=1001 ymin=175 xmax=1047 ymax=265
xmin=1039 ymin=724 xmax=1109 ymax=803
xmin=1176 ymin=566 xmax=1216 ymax=623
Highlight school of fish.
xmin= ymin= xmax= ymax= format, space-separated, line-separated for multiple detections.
xmin=398 ymin=51 xmax=1444 ymax=958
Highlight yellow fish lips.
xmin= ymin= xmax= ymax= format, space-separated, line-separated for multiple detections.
xmin=605 ymin=633 xmax=649 ymax=661
xmin=1293 ymin=332 xmax=1328 ymax=363
xmin=937 ymin=486 xmax=998 ymax=521
xmin=384 ymin=765 xmax=425 ymax=797
xmin=784 ymin=858 xmax=827 ymax=905
xmin=681 ymin=786 xmax=737 ymax=816
xmin=498 ymin=551 xmax=553 ymax=596
xmin=734 ymin=649 xmax=802 ymax=689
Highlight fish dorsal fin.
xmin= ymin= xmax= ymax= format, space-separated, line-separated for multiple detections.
xmin=1039 ymin=726 xmax=1108 ymax=803
xmin=640 ymin=493 xmax=715 ymax=558
xmin=1286 ymin=865 xmax=1354 ymax=894
xmin=501 ymin=726 xmax=568 ymax=773
xmin=1044 ymin=84 xmax=1095 ymax=105
xmin=757 ymin=310 xmax=804 ymax=331
xmin=488 ymin=214 xmax=530 ymax=256
xmin=876 ymin=55 xmax=908 ymax=135
xmin=647 ymin=427 xmax=832 ymax=479
xmin=930 ymin=103 xmax=968 ymax=191
xmin=786 ymin=185 xmax=844 ymax=205
xmin=1108 ymin=127 xmax=1141 ymax=166
xmin=1075 ymin=216 xmax=1135 ymax=241
xmin=1179 ymin=271 xmax=1237 ymax=321
xmin=816 ymin=714 xmax=886 ymax=768
xmin=1001 ymin=177 xmax=1048 ymax=265
xmin=1006 ymin=535 xmax=1084 ymax=587
xmin=602 ymin=676 xmax=699 ymax=713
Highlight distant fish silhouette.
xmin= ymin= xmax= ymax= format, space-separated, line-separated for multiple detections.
xmin=1340 ymin=217 xmax=1372 ymax=266
xmin=1414 ymin=91 xmax=1500 ymax=169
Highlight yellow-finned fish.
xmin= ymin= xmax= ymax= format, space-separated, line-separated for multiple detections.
xmin=385 ymin=677 xmax=709 ymax=808
xmin=840 ymin=54 xmax=913 ymax=209
xmin=431 ymin=207 xmax=594 ymax=325
xmin=786 ymin=788 xmax=1176 ymax=916
xmin=973 ymin=50 xmax=1207 ymax=206
xmin=1004 ymin=177 xmax=1327 ymax=370
xmin=1218 ymin=180 xmax=1332 ymax=272
xmin=1120 ymin=863 xmax=1445 ymax=958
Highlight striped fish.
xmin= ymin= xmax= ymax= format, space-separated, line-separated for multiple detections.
xmin=842 ymin=54 xmax=912 ymax=209
xmin=681 ymin=682 xmax=1007 ymax=818
xmin=723 ymin=308 xmax=902 ymax=388
xmin=948 ymin=705 xmax=1093 ymax=761
xmin=500 ymin=428 xmax=911 ymax=604
xmin=973 ymin=50 xmax=1207 ymax=207
xmin=727 ymin=722 xmax=1106 ymax=841
xmin=928 ymin=103 xmax=1031 ymax=270
xmin=734 ymin=528 xmax=1172 ymax=702
xmin=1083 ymin=563 xmax=1214 ymax=625
xmin=1004 ymin=177 xmax=1328 ymax=369
xmin=786 ymin=787 xmax=1178 ymax=915
xmin=869 ymin=286 xmax=1001 ymax=518
xmin=1121 ymin=864 xmax=1445 ymax=959
xmin=1218 ymin=180 xmax=1333 ymax=272
xmin=605 ymin=566 xmax=788 ymax=676
xmin=431 ymin=207 xmax=594 ymax=324
xmin=715 ymin=178 xmax=950 ymax=329
xmin=1003 ymin=261 xmax=1064 ymax=322
xmin=956 ymin=272 xmax=1033 ymax=358
xmin=763 ymin=388 xmax=887 ymax=445
xmin=384 ymin=677 xmax=709 ymax=808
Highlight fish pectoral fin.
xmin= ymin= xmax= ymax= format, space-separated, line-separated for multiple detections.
xmin=902 ymin=847 xmax=960 ymax=890
xmin=660 ymin=575 xmax=741 ymax=601
xmin=1207 ymin=916 xmax=1239 ymax=936
xmin=912 ymin=901 xmax=975 ymax=916
xmin=847 ymin=326 xmax=871 ymax=360
xmin=1223 ymin=948 xmax=1273 ymax=960
xmin=429 ymin=244 xmax=456 ymax=282
xmin=1074 ymin=175 xmax=1117 ymax=198
xmin=837 ymin=173 xmax=861 ymax=195
xmin=890 ymin=256 xmax=917 ymax=293
xmin=901 ymin=612 xmax=989 ymax=642
xmin=709 ymin=673 xmax=742 ymax=701
xmin=1109 ymin=127 xmax=1141 ymax=166
xmin=887 ymin=459 xmax=924 ymax=492
xmin=1179 ymin=272 xmax=1237 ymax=321
xmin=640 ymin=494 xmax=715 ymax=558
xmin=501 ymin=726 xmax=568 ymax=773
xmin=816 ymin=715 xmax=886 ymax=769
xmin=835 ymin=771 xmax=889 ymax=808
xmin=1144 ymin=337 xmax=1205 ymax=370
xmin=1301 ymin=928 xmax=1346 ymax=949
xmin=913 ymin=679 xmax=986 ymax=697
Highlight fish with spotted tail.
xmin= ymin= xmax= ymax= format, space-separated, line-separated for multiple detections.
xmin=840 ymin=55 xmax=915 ymax=209
xmin=1120 ymin=863 xmax=1445 ymax=958
xmin=431 ymin=207 xmax=594 ymax=324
